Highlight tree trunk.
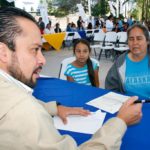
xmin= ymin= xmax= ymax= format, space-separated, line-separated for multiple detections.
xmin=141 ymin=0 xmax=145 ymax=21
xmin=145 ymin=0 xmax=150 ymax=22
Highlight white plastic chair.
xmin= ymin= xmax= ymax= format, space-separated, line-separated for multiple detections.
xmin=98 ymin=31 xmax=117 ymax=60
xmin=90 ymin=30 xmax=106 ymax=57
xmin=86 ymin=30 xmax=93 ymax=37
xmin=58 ymin=56 xmax=99 ymax=80
xmin=113 ymin=32 xmax=129 ymax=59
xmin=85 ymin=30 xmax=94 ymax=42
xmin=116 ymin=32 xmax=127 ymax=43
xmin=93 ymin=30 xmax=105 ymax=42
xmin=64 ymin=32 xmax=75 ymax=49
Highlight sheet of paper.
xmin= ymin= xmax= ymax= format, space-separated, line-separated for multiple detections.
xmin=86 ymin=92 xmax=130 ymax=114
xmin=53 ymin=110 xmax=106 ymax=134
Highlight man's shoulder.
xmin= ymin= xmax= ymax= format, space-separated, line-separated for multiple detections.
xmin=0 ymin=76 xmax=30 ymax=97
xmin=0 ymin=77 xmax=39 ymax=119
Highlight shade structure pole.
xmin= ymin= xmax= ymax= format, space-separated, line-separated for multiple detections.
xmin=88 ymin=0 xmax=91 ymax=16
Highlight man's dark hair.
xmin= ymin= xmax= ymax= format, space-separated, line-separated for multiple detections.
xmin=0 ymin=7 xmax=38 ymax=51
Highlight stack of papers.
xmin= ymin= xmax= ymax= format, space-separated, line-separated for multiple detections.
xmin=53 ymin=110 xmax=106 ymax=134
xmin=86 ymin=92 xmax=130 ymax=114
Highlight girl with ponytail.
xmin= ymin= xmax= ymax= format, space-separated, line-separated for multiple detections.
xmin=64 ymin=39 xmax=100 ymax=87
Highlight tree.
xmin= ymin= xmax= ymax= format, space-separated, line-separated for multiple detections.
xmin=0 ymin=0 xmax=14 ymax=7
xmin=141 ymin=0 xmax=150 ymax=21
xmin=47 ymin=0 xmax=77 ymax=17
xmin=47 ymin=0 xmax=89 ymax=17
xmin=132 ymin=0 xmax=150 ymax=21
xmin=92 ymin=0 xmax=109 ymax=17
xmin=47 ymin=0 xmax=54 ymax=14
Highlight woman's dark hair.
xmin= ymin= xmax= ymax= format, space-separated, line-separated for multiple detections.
xmin=127 ymin=23 xmax=150 ymax=65
xmin=108 ymin=15 xmax=113 ymax=20
xmin=73 ymin=39 xmax=96 ymax=86
xmin=127 ymin=23 xmax=150 ymax=41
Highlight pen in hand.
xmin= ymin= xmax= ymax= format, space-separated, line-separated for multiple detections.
xmin=134 ymin=100 xmax=150 ymax=104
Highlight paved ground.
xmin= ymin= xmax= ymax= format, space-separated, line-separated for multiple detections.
xmin=41 ymin=48 xmax=113 ymax=88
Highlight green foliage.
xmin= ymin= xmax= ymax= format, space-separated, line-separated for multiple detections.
xmin=0 ymin=0 xmax=14 ymax=7
xmin=131 ymin=8 xmax=139 ymax=20
xmin=47 ymin=0 xmax=54 ymax=14
xmin=51 ymin=9 xmax=68 ymax=17
xmin=119 ymin=14 xmax=124 ymax=20
xmin=47 ymin=0 xmax=89 ymax=17
xmin=92 ymin=0 xmax=109 ymax=17
xmin=123 ymin=0 xmax=150 ymax=21
xmin=47 ymin=0 xmax=77 ymax=17
xmin=91 ymin=3 xmax=101 ymax=17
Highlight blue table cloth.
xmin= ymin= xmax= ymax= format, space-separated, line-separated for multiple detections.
xmin=33 ymin=77 xmax=150 ymax=149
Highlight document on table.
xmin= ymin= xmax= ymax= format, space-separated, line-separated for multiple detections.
xmin=53 ymin=110 xmax=106 ymax=134
xmin=86 ymin=92 xmax=130 ymax=114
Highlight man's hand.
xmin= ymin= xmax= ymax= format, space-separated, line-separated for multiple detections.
xmin=57 ymin=105 xmax=90 ymax=124
xmin=117 ymin=96 xmax=142 ymax=126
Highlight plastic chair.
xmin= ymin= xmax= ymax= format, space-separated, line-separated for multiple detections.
xmin=58 ymin=56 xmax=99 ymax=80
xmin=90 ymin=30 xmax=105 ymax=57
xmin=113 ymin=32 xmax=129 ymax=59
xmin=94 ymin=29 xmax=100 ymax=33
xmin=86 ymin=30 xmax=94 ymax=42
xmin=64 ymin=32 xmax=75 ymax=48
xmin=98 ymin=31 xmax=117 ymax=61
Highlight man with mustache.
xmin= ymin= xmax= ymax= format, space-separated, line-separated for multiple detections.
xmin=0 ymin=7 xmax=142 ymax=150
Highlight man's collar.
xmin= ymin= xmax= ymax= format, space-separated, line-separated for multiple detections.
xmin=0 ymin=69 xmax=33 ymax=94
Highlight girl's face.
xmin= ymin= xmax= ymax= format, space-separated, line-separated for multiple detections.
xmin=74 ymin=42 xmax=90 ymax=64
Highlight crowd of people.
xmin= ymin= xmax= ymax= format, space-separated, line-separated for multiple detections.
xmin=38 ymin=17 xmax=62 ymax=34
xmin=37 ymin=15 xmax=150 ymax=42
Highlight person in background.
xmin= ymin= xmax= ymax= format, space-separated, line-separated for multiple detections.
xmin=127 ymin=16 xmax=133 ymax=27
xmin=106 ymin=15 xmax=114 ymax=32
xmin=48 ymin=17 xmax=52 ymax=26
xmin=54 ymin=23 xmax=62 ymax=33
xmin=77 ymin=21 xmax=85 ymax=31
xmin=44 ymin=23 xmax=55 ymax=34
xmin=66 ymin=23 xmax=72 ymax=32
xmin=77 ymin=16 xmax=84 ymax=29
xmin=88 ymin=16 xmax=95 ymax=29
xmin=38 ymin=17 xmax=45 ymax=34
xmin=77 ymin=16 xmax=85 ymax=31
xmin=118 ymin=17 xmax=123 ymax=31
xmin=87 ymin=22 xmax=93 ymax=30
xmin=105 ymin=23 xmax=150 ymax=98
xmin=113 ymin=22 xmax=119 ymax=32
xmin=0 ymin=7 xmax=142 ymax=150
xmin=95 ymin=18 xmax=101 ymax=29
xmin=71 ymin=22 xmax=77 ymax=32
xmin=122 ymin=22 xmax=129 ymax=32
xmin=64 ymin=39 xmax=99 ymax=87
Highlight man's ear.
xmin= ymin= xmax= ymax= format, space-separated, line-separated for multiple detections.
xmin=0 ymin=42 xmax=9 ymax=63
